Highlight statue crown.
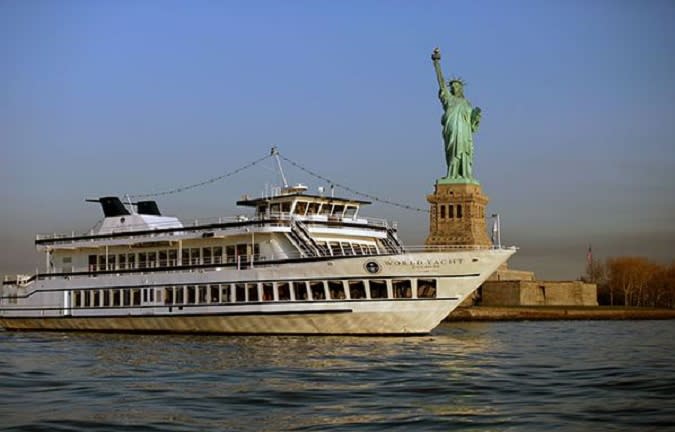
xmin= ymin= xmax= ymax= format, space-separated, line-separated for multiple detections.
xmin=449 ymin=77 xmax=466 ymax=86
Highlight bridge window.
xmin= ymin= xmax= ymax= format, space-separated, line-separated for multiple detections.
xmin=307 ymin=202 xmax=319 ymax=215
xmin=344 ymin=206 xmax=357 ymax=218
xmin=332 ymin=204 xmax=344 ymax=217
xmin=295 ymin=201 xmax=308 ymax=215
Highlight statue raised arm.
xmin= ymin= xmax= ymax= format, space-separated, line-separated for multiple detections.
xmin=431 ymin=47 xmax=480 ymax=184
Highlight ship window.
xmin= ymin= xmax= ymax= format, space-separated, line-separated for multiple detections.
xmin=329 ymin=242 xmax=342 ymax=256
xmin=108 ymin=255 xmax=117 ymax=271
xmin=226 ymin=246 xmax=236 ymax=263
xmin=143 ymin=289 xmax=148 ymax=303
xmin=165 ymin=288 xmax=174 ymax=304
xmin=341 ymin=242 xmax=354 ymax=256
xmin=236 ymin=244 xmax=247 ymax=259
xmin=440 ymin=205 xmax=446 ymax=219
xmin=352 ymin=244 xmax=363 ymax=255
xmin=199 ymin=285 xmax=208 ymax=303
xmin=113 ymin=290 xmax=121 ymax=306
xmin=187 ymin=286 xmax=196 ymax=304
xmin=127 ymin=254 xmax=135 ymax=269
xmin=293 ymin=281 xmax=308 ymax=300
xmin=317 ymin=242 xmax=330 ymax=255
xmin=138 ymin=253 xmax=147 ymax=269
xmin=93 ymin=290 xmax=100 ymax=307
xmin=202 ymin=248 xmax=212 ymax=265
xmin=348 ymin=280 xmax=366 ymax=299
xmin=181 ymin=249 xmax=189 ymax=266
xmin=262 ymin=283 xmax=274 ymax=301
xmin=417 ymin=279 xmax=437 ymax=298
xmin=247 ymin=283 xmax=259 ymax=302
xmin=175 ymin=287 xmax=184 ymax=304
xmin=319 ymin=204 xmax=331 ymax=215
xmin=310 ymin=281 xmax=325 ymax=300
xmin=190 ymin=248 xmax=200 ymax=265
xmin=368 ymin=245 xmax=378 ymax=255
xmin=84 ymin=290 xmax=91 ymax=307
xmin=213 ymin=247 xmax=222 ymax=264
xmin=118 ymin=254 xmax=126 ymax=270
xmin=132 ymin=289 xmax=141 ymax=306
xmin=88 ymin=255 xmax=97 ymax=272
xmin=393 ymin=280 xmax=412 ymax=298
xmin=457 ymin=205 xmax=463 ymax=219
xmin=123 ymin=289 xmax=131 ymax=306
xmin=221 ymin=285 xmax=230 ymax=303
xmin=148 ymin=252 xmax=157 ymax=268
xmin=307 ymin=202 xmax=319 ymax=215
xmin=369 ymin=280 xmax=388 ymax=299
xmin=210 ymin=285 xmax=220 ymax=303
xmin=74 ymin=290 xmax=82 ymax=308
xmin=278 ymin=283 xmax=291 ymax=301
xmin=62 ymin=256 xmax=72 ymax=264
xmin=344 ymin=206 xmax=357 ymax=218
xmin=159 ymin=250 xmax=168 ymax=267
xmin=151 ymin=289 xmax=156 ymax=303
xmin=328 ymin=281 xmax=346 ymax=300
xmin=281 ymin=202 xmax=291 ymax=213
xmin=295 ymin=201 xmax=308 ymax=215
xmin=235 ymin=283 xmax=246 ymax=302
xmin=169 ymin=249 xmax=177 ymax=266
xmin=449 ymin=205 xmax=454 ymax=218
xmin=270 ymin=203 xmax=281 ymax=215
xmin=332 ymin=204 xmax=344 ymax=217
xmin=103 ymin=290 xmax=110 ymax=307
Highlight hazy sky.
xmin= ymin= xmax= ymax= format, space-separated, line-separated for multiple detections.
xmin=2 ymin=0 xmax=674 ymax=280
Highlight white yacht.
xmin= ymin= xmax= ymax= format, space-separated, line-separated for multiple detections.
xmin=0 ymin=162 xmax=514 ymax=335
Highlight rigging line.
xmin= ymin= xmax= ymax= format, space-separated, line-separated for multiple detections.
xmin=128 ymin=153 xmax=273 ymax=199
xmin=278 ymin=154 xmax=430 ymax=213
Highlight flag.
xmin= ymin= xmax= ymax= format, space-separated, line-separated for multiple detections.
xmin=491 ymin=220 xmax=498 ymax=243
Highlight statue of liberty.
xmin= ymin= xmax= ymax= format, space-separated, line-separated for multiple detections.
xmin=431 ymin=48 xmax=481 ymax=184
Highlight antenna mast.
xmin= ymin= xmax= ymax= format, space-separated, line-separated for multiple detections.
xmin=271 ymin=146 xmax=288 ymax=188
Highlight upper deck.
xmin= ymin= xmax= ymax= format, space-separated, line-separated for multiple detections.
xmin=34 ymin=188 xmax=392 ymax=251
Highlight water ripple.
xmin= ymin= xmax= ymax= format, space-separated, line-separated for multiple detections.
xmin=1 ymin=321 xmax=675 ymax=431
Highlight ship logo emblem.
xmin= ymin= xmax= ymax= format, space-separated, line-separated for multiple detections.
xmin=364 ymin=261 xmax=380 ymax=274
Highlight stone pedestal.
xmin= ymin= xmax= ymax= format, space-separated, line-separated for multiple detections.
xmin=425 ymin=182 xmax=491 ymax=247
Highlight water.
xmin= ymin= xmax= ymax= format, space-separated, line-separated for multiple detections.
xmin=1 ymin=321 xmax=674 ymax=431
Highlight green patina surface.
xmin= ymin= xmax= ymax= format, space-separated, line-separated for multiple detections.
xmin=432 ymin=48 xmax=481 ymax=185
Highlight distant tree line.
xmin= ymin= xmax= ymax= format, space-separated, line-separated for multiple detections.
xmin=583 ymin=257 xmax=675 ymax=308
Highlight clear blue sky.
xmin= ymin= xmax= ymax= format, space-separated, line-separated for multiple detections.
xmin=2 ymin=0 xmax=674 ymax=279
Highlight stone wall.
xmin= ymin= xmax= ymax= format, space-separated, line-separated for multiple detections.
xmin=481 ymin=280 xmax=598 ymax=307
